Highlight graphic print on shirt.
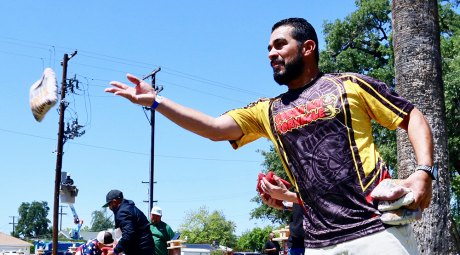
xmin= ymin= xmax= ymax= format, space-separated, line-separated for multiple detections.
xmin=274 ymin=93 xmax=340 ymax=134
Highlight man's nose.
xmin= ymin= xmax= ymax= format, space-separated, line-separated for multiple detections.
xmin=268 ymin=48 xmax=279 ymax=61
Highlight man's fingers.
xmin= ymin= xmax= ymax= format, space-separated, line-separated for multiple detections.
xmin=404 ymin=201 xmax=418 ymax=210
xmin=261 ymin=194 xmax=283 ymax=210
xmin=401 ymin=191 xmax=432 ymax=211
xmin=371 ymin=179 xmax=410 ymax=200
xmin=113 ymin=91 xmax=131 ymax=98
xmin=272 ymin=175 xmax=285 ymax=188
xmin=261 ymin=177 xmax=276 ymax=194
xmin=108 ymin=81 xmax=129 ymax=89
xmin=104 ymin=87 xmax=118 ymax=93
xmin=127 ymin=73 xmax=142 ymax=85
xmin=260 ymin=179 xmax=269 ymax=194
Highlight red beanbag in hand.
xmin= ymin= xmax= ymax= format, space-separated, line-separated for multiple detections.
xmin=256 ymin=171 xmax=291 ymax=207
xmin=257 ymin=173 xmax=270 ymax=200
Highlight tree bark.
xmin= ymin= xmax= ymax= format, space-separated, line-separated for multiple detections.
xmin=392 ymin=0 xmax=458 ymax=253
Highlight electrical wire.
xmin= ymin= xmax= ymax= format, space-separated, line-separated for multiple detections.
xmin=0 ymin=128 xmax=260 ymax=163
xmin=0 ymin=35 xmax=267 ymax=98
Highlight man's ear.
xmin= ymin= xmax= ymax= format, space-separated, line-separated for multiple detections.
xmin=302 ymin=40 xmax=316 ymax=57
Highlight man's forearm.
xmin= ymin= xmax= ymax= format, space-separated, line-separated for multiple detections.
xmin=156 ymin=97 xmax=243 ymax=141
xmin=406 ymin=108 xmax=433 ymax=166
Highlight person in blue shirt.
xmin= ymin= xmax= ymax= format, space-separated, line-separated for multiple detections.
xmin=70 ymin=218 xmax=84 ymax=240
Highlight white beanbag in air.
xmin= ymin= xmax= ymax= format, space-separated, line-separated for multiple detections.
xmin=29 ymin=68 xmax=58 ymax=122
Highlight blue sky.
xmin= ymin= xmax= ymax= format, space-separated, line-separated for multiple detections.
xmin=0 ymin=1 xmax=357 ymax=236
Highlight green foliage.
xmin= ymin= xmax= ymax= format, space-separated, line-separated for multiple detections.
xmin=439 ymin=0 xmax=460 ymax=226
xmin=452 ymin=175 xmax=460 ymax=219
xmin=441 ymin=12 xmax=460 ymax=176
xmin=439 ymin=0 xmax=460 ymax=36
xmin=234 ymin=226 xmax=273 ymax=252
xmin=211 ymin=250 xmax=226 ymax=255
xmin=90 ymin=208 xmax=114 ymax=231
xmin=321 ymin=0 xmax=393 ymax=82
xmin=178 ymin=206 xmax=237 ymax=248
xmin=16 ymin=201 xmax=51 ymax=239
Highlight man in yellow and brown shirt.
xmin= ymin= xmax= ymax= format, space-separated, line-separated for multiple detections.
xmin=106 ymin=17 xmax=433 ymax=255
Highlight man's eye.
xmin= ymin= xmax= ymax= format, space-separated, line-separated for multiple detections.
xmin=274 ymin=42 xmax=285 ymax=50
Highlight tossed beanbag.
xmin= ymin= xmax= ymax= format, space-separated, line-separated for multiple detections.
xmin=29 ymin=68 xmax=58 ymax=122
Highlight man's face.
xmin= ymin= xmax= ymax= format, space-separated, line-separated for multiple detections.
xmin=108 ymin=201 xmax=115 ymax=211
xmin=150 ymin=214 xmax=161 ymax=224
xmin=268 ymin=26 xmax=305 ymax=85
xmin=108 ymin=200 xmax=119 ymax=212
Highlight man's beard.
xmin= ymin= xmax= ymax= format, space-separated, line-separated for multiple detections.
xmin=273 ymin=52 xmax=304 ymax=85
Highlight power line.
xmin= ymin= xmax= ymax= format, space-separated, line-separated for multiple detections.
xmin=74 ymin=73 xmax=251 ymax=103
xmin=70 ymin=61 xmax=266 ymax=98
xmin=0 ymin=36 xmax=266 ymax=97
xmin=0 ymin=41 xmax=270 ymax=117
xmin=0 ymin=47 xmax=268 ymax=103
xmin=0 ymin=128 xmax=261 ymax=163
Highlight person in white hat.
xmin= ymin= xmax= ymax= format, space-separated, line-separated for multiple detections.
xmin=75 ymin=230 xmax=114 ymax=255
xmin=150 ymin=206 xmax=176 ymax=255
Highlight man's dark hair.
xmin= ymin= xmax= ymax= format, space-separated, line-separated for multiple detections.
xmin=272 ymin=18 xmax=319 ymax=64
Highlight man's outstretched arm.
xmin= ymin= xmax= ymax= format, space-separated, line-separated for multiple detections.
xmin=105 ymin=73 xmax=243 ymax=141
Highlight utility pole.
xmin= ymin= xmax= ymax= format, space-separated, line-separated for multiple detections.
xmin=52 ymin=51 xmax=77 ymax=255
xmin=142 ymin=67 xmax=162 ymax=214
xmin=9 ymin=216 xmax=17 ymax=236
xmin=142 ymin=181 xmax=158 ymax=213
xmin=58 ymin=205 xmax=67 ymax=231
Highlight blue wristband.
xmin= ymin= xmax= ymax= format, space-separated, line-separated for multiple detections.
xmin=150 ymin=96 xmax=163 ymax=110
xmin=151 ymin=100 xmax=159 ymax=110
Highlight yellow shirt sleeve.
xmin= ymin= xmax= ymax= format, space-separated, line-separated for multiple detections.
xmin=225 ymin=99 xmax=273 ymax=149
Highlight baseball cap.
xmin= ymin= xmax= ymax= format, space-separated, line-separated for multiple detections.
xmin=96 ymin=231 xmax=114 ymax=245
xmin=103 ymin=190 xmax=123 ymax=207
xmin=151 ymin=206 xmax=162 ymax=216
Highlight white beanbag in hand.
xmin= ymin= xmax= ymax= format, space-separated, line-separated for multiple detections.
xmin=370 ymin=179 xmax=411 ymax=200
xmin=378 ymin=191 xmax=415 ymax=212
xmin=380 ymin=208 xmax=422 ymax=225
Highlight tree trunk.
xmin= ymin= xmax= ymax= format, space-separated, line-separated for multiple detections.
xmin=392 ymin=0 xmax=458 ymax=253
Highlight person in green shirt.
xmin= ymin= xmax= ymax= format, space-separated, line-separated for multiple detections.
xmin=150 ymin=206 xmax=175 ymax=255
